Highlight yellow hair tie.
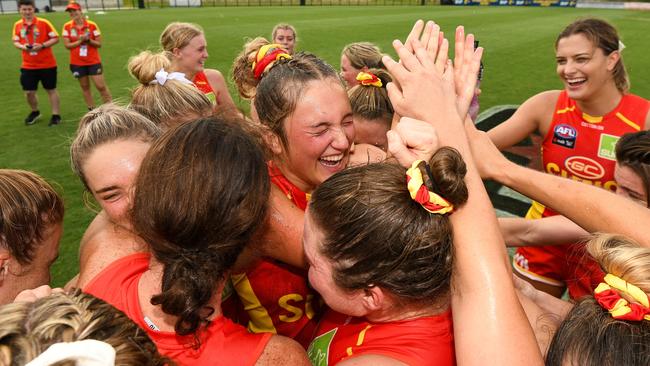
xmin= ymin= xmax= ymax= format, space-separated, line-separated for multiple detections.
xmin=405 ymin=160 xmax=453 ymax=215
xmin=594 ymin=274 xmax=650 ymax=322
xmin=356 ymin=72 xmax=382 ymax=87
xmin=251 ymin=43 xmax=292 ymax=79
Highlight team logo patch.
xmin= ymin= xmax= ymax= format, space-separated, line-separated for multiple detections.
xmin=598 ymin=134 xmax=619 ymax=161
xmin=564 ymin=156 xmax=605 ymax=180
xmin=552 ymin=124 xmax=577 ymax=149
xmin=307 ymin=328 xmax=337 ymax=366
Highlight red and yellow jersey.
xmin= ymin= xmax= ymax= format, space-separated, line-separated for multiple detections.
xmin=13 ymin=17 xmax=58 ymax=69
xmin=530 ymin=91 xmax=649 ymax=219
xmin=84 ymin=253 xmax=272 ymax=366
xmin=62 ymin=19 xmax=101 ymax=66
xmin=514 ymin=91 xmax=649 ymax=298
xmin=193 ymin=70 xmax=216 ymax=103
xmin=227 ymin=161 xmax=321 ymax=348
xmin=307 ymin=309 xmax=455 ymax=366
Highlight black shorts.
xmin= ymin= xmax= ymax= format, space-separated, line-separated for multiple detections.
xmin=70 ymin=63 xmax=103 ymax=78
xmin=20 ymin=67 xmax=57 ymax=91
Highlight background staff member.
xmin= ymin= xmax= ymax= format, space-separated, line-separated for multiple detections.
xmin=12 ymin=0 xmax=61 ymax=126
xmin=62 ymin=1 xmax=112 ymax=111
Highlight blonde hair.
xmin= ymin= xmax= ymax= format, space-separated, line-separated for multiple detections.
xmin=342 ymin=42 xmax=384 ymax=70
xmin=70 ymin=103 xmax=162 ymax=191
xmin=348 ymin=68 xmax=393 ymax=124
xmin=0 ymin=170 xmax=63 ymax=265
xmin=0 ymin=290 xmax=169 ymax=365
xmin=271 ymin=23 xmax=296 ymax=42
xmin=127 ymin=50 xmax=213 ymax=128
xmin=159 ymin=22 xmax=204 ymax=60
xmin=546 ymin=234 xmax=650 ymax=366
xmin=231 ymin=37 xmax=270 ymax=99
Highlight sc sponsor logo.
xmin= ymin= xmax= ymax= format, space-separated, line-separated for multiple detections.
xmin=564 ymin=156 xmax=605 ymax=180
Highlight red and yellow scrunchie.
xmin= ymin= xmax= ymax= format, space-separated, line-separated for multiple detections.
xmin=252 ymin=43 xmax=292 ymax=80
xmin=594 ymin=273 xmax=650 ymax=322
xmin=406 ymin=160 xmax=453 ymax=215
xmin=356 ymin=72 xmax=382 ymax=87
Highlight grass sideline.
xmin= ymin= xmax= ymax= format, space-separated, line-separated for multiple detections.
xmin=1 ymin=6 xmax=649 ymax=287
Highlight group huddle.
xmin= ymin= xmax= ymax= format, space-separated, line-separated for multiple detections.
xmin=2 ymin=3 xmax=650 ymax=366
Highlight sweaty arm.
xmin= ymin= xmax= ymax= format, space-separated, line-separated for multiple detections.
xmin=499 ymin=215 xmax=589 ymax=247
xmin=204 ymin=68 xmax=237 ymax=109
xmin=487 ymin=90 xmax=558 ymax=150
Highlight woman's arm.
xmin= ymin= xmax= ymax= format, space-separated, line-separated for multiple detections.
xmin=468 ymin=125 xmax=650 ymax=248
xmin=205 ymin=68 xmax=237 ymax=108
xmin=487 ymin=90 xmax=558 ymax=150
xmin=499 ymin=215 xmax=588 ymax=247
xmin=384 ymin=22 xmax=543 ymax=365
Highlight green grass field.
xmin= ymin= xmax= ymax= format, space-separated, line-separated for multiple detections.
xmin=1 ymin=5 xmax=649 ymax=287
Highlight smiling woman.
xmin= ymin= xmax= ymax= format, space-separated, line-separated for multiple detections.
xmin=487 ymin=18 xmax=650 ymax=300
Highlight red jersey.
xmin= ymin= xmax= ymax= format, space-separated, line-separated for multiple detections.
xmin=514 ymin=91 xmax=649 ymax=298
xmin=13 ymin=17 xmax=58 ymax=69
xmin=84 ymin=253 xmax=271 ymax=366
xmin=62 ymin=19 xmax=101 ymax=66
xmin=193 ymin=71 xmax=216 ymax=103
xmin=307 ymin=309 xmax=455 ymax=366
xmin=228 ymin=161 xmax=321 ymax=348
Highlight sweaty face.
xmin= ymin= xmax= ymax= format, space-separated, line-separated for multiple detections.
xmin=303 ymin=210 xmax=367 ymax=317
xmin=555 ymin=34 xmax=618 ymax=102
xmin=19 ymin=5 xmax=35 ymax=21
xmin=274 ymin=29 xmax=296 ymax=55
xmin=353 ymin=116 xmax=390 ymax=151
xmin=175 ymin=34 xmax=208 ymax=74
xmin=614 ymin=163 xmax=647 ymax=207
xmin=277 ymin=79 xmax=355 ymax=193
xmin=340 ymin=54 xmax=362 ymax=89
xmin=82 ymin=139 xmax=150 ymax=230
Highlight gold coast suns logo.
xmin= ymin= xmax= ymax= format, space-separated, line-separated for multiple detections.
xmin=564 ymin=156 xmax=605 ymax=180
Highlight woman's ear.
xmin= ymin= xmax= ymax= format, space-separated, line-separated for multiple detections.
xmin=264 ymin=131 xmax=284 ymax=156
xmin=361 ymin=285 xmax=385 ymax=312
xmin=606 ymin=51 xmax=621 ymax=72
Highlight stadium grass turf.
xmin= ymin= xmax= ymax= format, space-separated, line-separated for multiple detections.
xmin=0 ymin=5 xmax=648 ymax=287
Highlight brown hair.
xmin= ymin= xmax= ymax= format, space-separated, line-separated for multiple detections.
xmin=231 ymin=37 xmax=270 ymax=100
xmin=342 ymin=42 xmax=384 ymax=70
xmin=271 ymin=23 xmax=297 ymax=44
xmin=70 ymin=104 xmax=161 ymax=191
xmin=348 ymin=68 xmax=393 ymax=124
xmin=0 ymin=170 xmax=63 ymax=265
xmin=546 ymin=234 xmax=650 ymax=366
xmin=132 ymin=116 xmax=269 ymax=337
xmin=159 ymin=22 xmax=203 ymax=59
xmin=556 ymin=18 xmax=629 ymax=93
xmin=616 ymin=131 xmax=650 ymax=207
xmin=309 ymin=148 xmax=468 ymax=303
xmin=127 ymin=51 xmax=213 ymax=128
xmin=0 ymin=290 xmax=169 ymax=365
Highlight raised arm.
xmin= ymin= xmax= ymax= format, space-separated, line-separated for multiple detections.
xmin=384 ymin=21 xmax=543 ymax=366
xmin=499 ymin=215 xmax=588 ymax=247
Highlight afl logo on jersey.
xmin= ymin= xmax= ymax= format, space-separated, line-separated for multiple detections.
xmin=552 ymin=124 xmax=577 ymax=149
xmin=564 ymin=156 xmax=605 ymax=180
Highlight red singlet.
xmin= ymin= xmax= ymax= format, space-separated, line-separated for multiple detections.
xmin=193 ymin=70 xmax=216 ymax=103
xmin=227 ymin=161 xmax=321 ymax=348
xmin=513 ymin=91 xmax=649 ymax=299
xmin=307 ymin=309 xmax=455 ymax=366
xmin=84 ymin=253 xmax=271 ymax=366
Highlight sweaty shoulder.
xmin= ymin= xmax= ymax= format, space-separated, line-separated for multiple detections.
xmin=77 ymin=212 xmax=147 ymax=288
xmin=256 ymin=335 xmax=310 ymax=366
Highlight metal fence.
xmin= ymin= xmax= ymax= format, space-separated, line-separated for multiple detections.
xmin=1 ymin=0 xmax=436 ymax=13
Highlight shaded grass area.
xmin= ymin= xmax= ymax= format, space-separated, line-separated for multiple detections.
xmin=0 ymin=6 xmax=648 ymax=286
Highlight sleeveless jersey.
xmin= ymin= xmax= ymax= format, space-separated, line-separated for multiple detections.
xmin=307 ymin=309 xmax=455 ymax=366
xmin=514 ymin=91 xmax=649 ymax=298
xmin=193 ymin=71 xmax=216 ymax=103
xmin=84 ymin=253 xmax=271 ymax=366
xmin=228 ymin=161 xmax=321 ymax=348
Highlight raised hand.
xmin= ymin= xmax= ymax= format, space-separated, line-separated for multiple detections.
xmin=453 ymin=26 xmax=483 ymax=121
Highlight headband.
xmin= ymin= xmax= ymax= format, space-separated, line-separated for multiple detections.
xmin=25 ymin=340 xmax=116 ymax=366
xmin=149 ymin=68 xmax=193 ymax=86
xmin=356 ymin=71 xmax=382 ymax=87
xmin=406 ymin=160 xmax=453 ymax=215
xmin=252 ymin=44 xmax=292 ymax=80
xmin=594 ymin=273 xmax=650 ymax=322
